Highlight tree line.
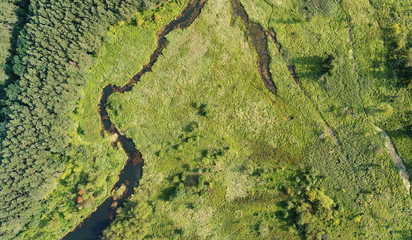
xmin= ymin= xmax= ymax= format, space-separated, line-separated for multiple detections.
xmin=0 ymin=0 xmax=28 ymax=142
xmin=0 ymin=0 xmax=166 ymax=238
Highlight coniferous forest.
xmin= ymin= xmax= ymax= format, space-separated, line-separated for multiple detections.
xmin=0 ymin=0 xmax=166 ymax=238
xmin=0 ymin=0 xmax=411 ymax=239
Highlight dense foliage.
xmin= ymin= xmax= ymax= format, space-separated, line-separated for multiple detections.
xmin=0 ymin=0 xmax=168 ymax=238
xmin=0 ymin=0 xmax=27 ymax=138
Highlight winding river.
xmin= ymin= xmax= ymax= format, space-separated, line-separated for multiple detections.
xmin=62 ymin=0 xmax=281 ymax=238
xmin=63 ymin=0 xmax=208 ymax=239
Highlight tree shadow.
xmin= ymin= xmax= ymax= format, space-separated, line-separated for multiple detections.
xmin=275 ymin=18 xmax=305 ymax=24
xmin=183 ymin=121 xmax=198 ymax=133
xmin=370 ymin=25 xmax=411 ymax=89
xmin=0 ymin=1 xmax=29 ymax=121
xmin=158 ymin=186 xmax=177 ymax=201
xmin=386 ymin=124 xmax=412 ymax=139
xmin=292 ymin=55 xmax=335 ymax=80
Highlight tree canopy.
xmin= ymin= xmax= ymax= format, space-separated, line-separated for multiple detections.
xmin=0 ymin=0 xmax=167 ymax=238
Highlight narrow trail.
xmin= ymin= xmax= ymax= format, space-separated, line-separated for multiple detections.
xmin=338 ymin=1 xmax=410 ymax=193
xmin=232 ymin=0 xmax=347 ymax=174
xmin=259 ymin=3 xmax=365 ymax=186
xmin=337 ymin=0 xmax=370 ymax=119
xmin=62 ymin=1 xmax=409 ymax=239
xmin=267 ymin=27 xmax=358 ymax=181
xmin=265 ymin=27 xmax=341 ymax=146
xmin=63 ymin=0 xmax=208 ymax=239
xmin=374 ymin=125 xmax=411 ymax=194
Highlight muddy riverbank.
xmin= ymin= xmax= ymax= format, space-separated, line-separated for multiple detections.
xmin=230 ymin=0 xmax=277 ymax=94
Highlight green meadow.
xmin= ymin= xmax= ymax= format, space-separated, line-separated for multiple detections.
xmin=101 ymin=0 xmax=411 ymax=239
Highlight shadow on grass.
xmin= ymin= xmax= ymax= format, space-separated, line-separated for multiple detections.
xmin=292 ymin=55 xmax=335 ymax=80
xmin=159 ymin=186 xmax=177 ymax=201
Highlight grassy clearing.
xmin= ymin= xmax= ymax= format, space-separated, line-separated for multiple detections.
xmin=103 ymin=0 xmax=328 ymax=238
xmin=240 ymin=0 xmax=412 ymax=238
xmin=100 ymin=0 xmax=409 ymax=238
xmin=16 ymin=2 xmax=187 ymax=239
xmin=340 ymin=0 xmax=412 ymax=187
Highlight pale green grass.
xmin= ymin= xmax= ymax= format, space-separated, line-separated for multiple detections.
xmin=341 ymin=0 xmax=412 ymax=187
xmin=102 ymin=0 xmax=359 ymax=238
xmin=240 ymin=0 xmax=412 ymax=238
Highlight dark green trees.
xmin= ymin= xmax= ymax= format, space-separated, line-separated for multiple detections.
xmin=0 ymin=0 xmax=27 ymax=122
xmin=0 ymin=0 xmax=168 ymax=238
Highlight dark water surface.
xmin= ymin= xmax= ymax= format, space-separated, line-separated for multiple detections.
xmin=62 ymin=0 xmax=208 ymax=239
xmin=231 ymin=0 xmax=277 ymax=94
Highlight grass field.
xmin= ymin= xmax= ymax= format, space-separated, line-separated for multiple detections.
xmin=100 ymin=0 xmax=411 ymax=239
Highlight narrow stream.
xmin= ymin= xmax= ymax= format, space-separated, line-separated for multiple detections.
xmin=231 ymin=0 xmax=277 ymax=94
xmin=62 ymin=0 xmax=208 ymax=239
